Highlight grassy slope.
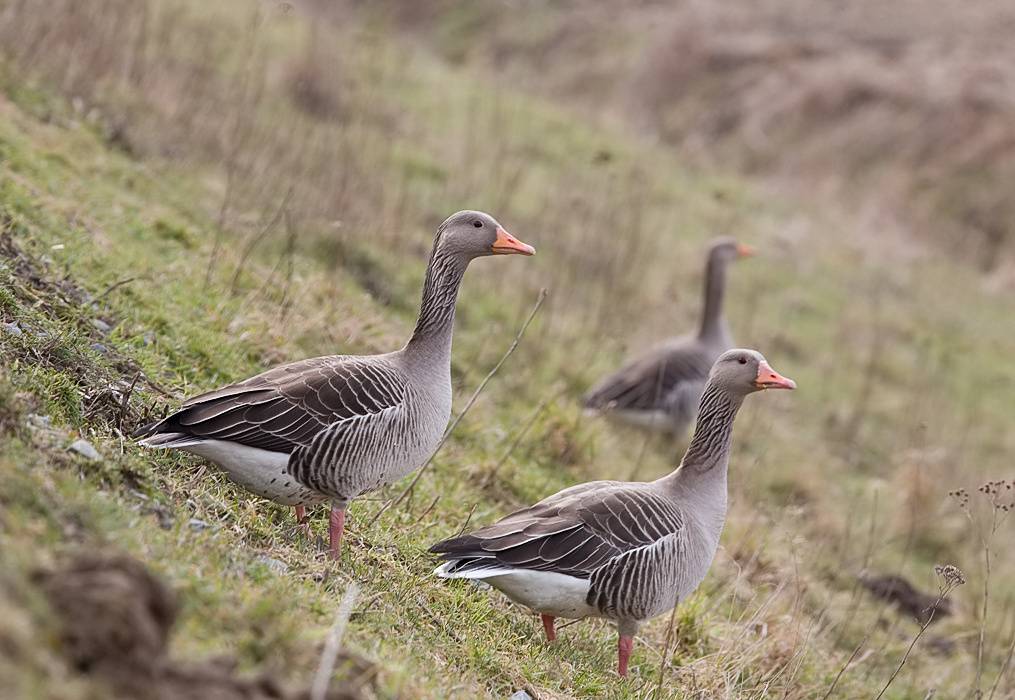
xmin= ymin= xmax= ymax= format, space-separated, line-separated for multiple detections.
xmin=1 ymin=2 xmax=1015 ymax=698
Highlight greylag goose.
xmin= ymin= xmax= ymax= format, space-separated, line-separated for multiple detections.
xmin=431 ymin=349 xmax=794 ymax=677
xmin=134 ymin=210 xmax=535 ymax=559
xmin=582 ymin=237 xmax=752 ymax=437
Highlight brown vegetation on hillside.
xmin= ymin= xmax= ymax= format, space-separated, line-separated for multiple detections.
xmin=360 ymin=0 xmax=1015 ymax=275
xmin=627 ymin=2 xmax=1015 ymax=273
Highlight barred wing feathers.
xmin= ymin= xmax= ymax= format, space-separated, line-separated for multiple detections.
xmin=431 ymin=483 xmax=685 ymax=580
xmin=134 ymin=355 xmax=407 ymax=454
xmin=583 ymin=339 xmax=713 ymax=413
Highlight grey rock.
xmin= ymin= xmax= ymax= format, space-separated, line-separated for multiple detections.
xmin=27 ymin=414 xmax=52 ymax=430
xmin=5 ymin=321 xmax=22 ymax=336
xmin=68 ymin=439 xmax=101 ymax=461
xmin=255 ymin=556 xmax=288 ymax=574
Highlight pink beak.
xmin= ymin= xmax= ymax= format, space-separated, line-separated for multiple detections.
xmin=755 ymin=360 xmax=796 ymax=390
xmin=492 ymin=226 xmax=536 ymax=256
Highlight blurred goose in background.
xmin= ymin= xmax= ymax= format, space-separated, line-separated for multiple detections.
xmin=582 ymin=237 xmax=753 ymax=437
xmin=431 ymin=349 xmax=794 ymax=677
xmin=134 ymin=210 xmax=535 ymax=559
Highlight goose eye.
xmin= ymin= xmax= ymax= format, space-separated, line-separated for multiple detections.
xmin=473 ymin=220 xmax=483 ymax=228
xmin=738 ymin=357 xmax=748 ymax=365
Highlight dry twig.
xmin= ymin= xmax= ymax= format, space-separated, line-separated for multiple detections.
xmin=311 ymin=581 xmax=360 ymax=700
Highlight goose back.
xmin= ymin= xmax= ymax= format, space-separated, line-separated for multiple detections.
xmin=433 ymin=477 xmax=724 ymax=626
xmin=582 ymin=238 xmax=750 ymax=436
xmin=137 ymin=350 xmax=450 ymax=508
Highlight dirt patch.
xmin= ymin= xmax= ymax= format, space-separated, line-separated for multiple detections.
xmin=35 ymin=550 xmax=371 ymax=700
xmin=35 ymin=551 xmax=178 ymax=694
xmin=857 ymin=571 xmax=952 ymax=625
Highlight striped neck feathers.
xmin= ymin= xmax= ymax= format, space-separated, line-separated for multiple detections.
xmin=405 ymin=245 xmax=470 ymax=359
xmin=674 ymin=381 xmax=745 ymax=479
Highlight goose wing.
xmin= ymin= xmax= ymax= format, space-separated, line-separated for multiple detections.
xmin=582 ymin=339 xmax=713 ymax=413
xmin=431 ymin=482 xmax=685 ymax=579
xmin=133 ymin=355 xmax=407 ymax=453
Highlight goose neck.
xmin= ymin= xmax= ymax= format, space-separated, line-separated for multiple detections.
xmin=665 ymin=383 xmax=743 ymax=487
xmin=405 ymin=249 xmax=468 ymax=363
xmin=698 ymin=255 xmax=729 ymax=341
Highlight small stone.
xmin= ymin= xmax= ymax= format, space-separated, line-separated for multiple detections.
xmin=90 ymin=343 xmax=108 ymax=354
xmin=68 ymin=439 xmax=101 ymax=461
xmin=255 ymin=556 xmax=288 ymax=574
xmin=27 ymin=414 xmax=52 ymax=429
xmin=93 ymin=318 xmax=113 ymax=334
xmin=4 ymin=321 xmax=22 ymax=336
xmin=509 ymin=692 xmax=534 ymax=700
xmin=188 ymin=518 xmax=211 ymax=531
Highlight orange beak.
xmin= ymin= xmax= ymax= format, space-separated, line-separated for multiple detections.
xmin=736 ymin=242 xmax=755 ymax=257
xmin=492 ymin=226 xmax=536 ymax=256
xmin=755 ymin=360 xmax=796 ymax=390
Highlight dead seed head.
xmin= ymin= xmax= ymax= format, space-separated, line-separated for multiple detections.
xmin=948 ymin=488 xmax=970 ymax=509
xmin=980 ymin=479 xmax=1009 ymax=496
xmin=934 ymin=564 xmax=966 ymax=589
xmin=974 ymin=479 xmax=1015 ymax=511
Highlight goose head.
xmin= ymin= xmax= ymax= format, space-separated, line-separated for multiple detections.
xmin=710 ymin=349 xmax=797 ymax=394
xmin=708 ymin=237 xmax=754 ymax=266
xmin=436 ymin=210 xmax=535 ymax=259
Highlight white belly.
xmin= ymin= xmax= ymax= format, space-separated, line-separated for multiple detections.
xmin=606 ymin=408 xmax=675 ymax=432
xmin=182 ymin=440 xmax=328 ymax=507
xmin=483 ymin=570 xmax=599 ymax=620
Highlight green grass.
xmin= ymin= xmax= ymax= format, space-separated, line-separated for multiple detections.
xmin=1 ymin=2 xmax=1015 ymax=698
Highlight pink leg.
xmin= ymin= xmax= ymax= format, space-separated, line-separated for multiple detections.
xmin=328 ymin=508 xmax=346 ymax=561
xmin=618 ymin=636 xmax=634 ymax=677
xmin=541 ymin=614 xmax=556 ymax=643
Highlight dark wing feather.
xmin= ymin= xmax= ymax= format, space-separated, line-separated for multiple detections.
xmin=133 ymin=355 xmax=406 ymax=454
xmin=431 ymin=482 xmax=685 ymax=579
xmin=583 ymin=338 xmax=713 ymax=412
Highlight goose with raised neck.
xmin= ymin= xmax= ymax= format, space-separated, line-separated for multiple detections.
xmin=582 ymin=237 xmax=753 ymax=437
xmin=431 ymin=349 xmax=794 ymax=677
xmin=134 ymin=210 xmax=534 ymax=559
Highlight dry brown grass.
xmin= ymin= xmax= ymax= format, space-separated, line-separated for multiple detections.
xmin=347 ymin=0 xmax=1015 ymax=275
xmin=624 ymin=1 xmax=1015 ymax=272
